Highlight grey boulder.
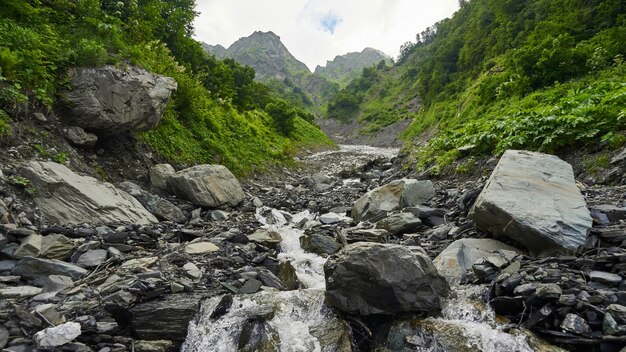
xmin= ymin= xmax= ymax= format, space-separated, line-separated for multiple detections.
xmin=324 ymin=242 xmax=449 ymax=315
xmin=469 ymin=150 xmax=592 ymax=256
xmin=376 ymin=212 xmax=422 ymax=235
xmin=64 ymin=126 xmax=98 ymax=148
xmin=60 ymin=65 xmax=177 ymax=133
xmin=149 ymin=164 xmax=175 ymax=190
xmin=167 ymin=164 xmax=245 ymax=208
xmin=434 ymin=238 xmax=522 ymax=284
xmin=20 ymin=161 xmax=157 ymax=225
xmin=352 ymin=179 xmax=434 ymax=222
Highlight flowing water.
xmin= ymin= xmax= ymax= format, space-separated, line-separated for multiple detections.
xmin=182 ymin=145 xmax=536 ymax=352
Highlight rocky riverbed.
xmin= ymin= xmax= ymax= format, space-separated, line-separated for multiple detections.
xmin=1 ymin=145 xmax=625 ymax=352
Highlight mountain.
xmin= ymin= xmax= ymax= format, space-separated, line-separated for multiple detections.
xmin=314 ymin=48 xmax=392 ymax=87
xmin=325 ymin=0 xmax=625 ymax=171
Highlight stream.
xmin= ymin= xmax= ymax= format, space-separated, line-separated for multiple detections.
xmin=182 ymin=145 xmax=537 ymax=352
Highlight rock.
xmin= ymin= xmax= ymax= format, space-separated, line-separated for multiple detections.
xmin=352 ymin=179 xmax=434 ymax=222
xmin=535 ymin=283 xmax=562 ymax=300
xmin=64 ymin=126 xmax=98 ymax=148
xmin=184 ymin=242 xmax=219 ymax=255
xmin=149 ymin=164 xmax=175 ymax=190
xmin=0 ymin=326 xmax=7 ymax=349
xmin=589 ymin=271 xmax=622 ymax=286
xmin=560 ymin=313 xmax=591 ymax=336
xmin=13 ymin=257 xmax=87 ymax=284
xmin=434 ymin=238 xmax=522 ymax=284
xmin=34 ymin=322 xmax=81 ymax=348
xmin=167 ymin=164 xmax=245 ymax=208
xmin=376 ymin=212 xmax=422 ymax=235
xmin=589 ymin=204 xmax=626 ymax=223
xmin=44 ymin=275 xmax=74 ymax=292
xmin=13 ymin=234 xmax=43 ymax=258
xmin=130 ymin=294 xmax=205 ymax=343
xmin=120 ymin=257 xmax=157 ymax=272
xmin=345 ymin=228 xmax=389 ymax=242
xmin=40 ymin=234 xmax=75 ymax=260
xmin=239 ymin=279 xmax=262 ymax=294
xmin=60 ymin=65 xmax=177 ymax=133
xmin=247 ymin=229 xmax=282 ymax=248
xmin=469 ymin=150 xmax=592 ymax=256
xmin=77 ymin=249 xmax=108 ymax=268
xmin=0 ymin=286 xmax=43 ymax=298
xmin=299 ymin=233 xmax=342 ymax=255
xmin=252 ymin=197 xmax=263 ymax=208
xmin=603 ymin=313 xmax=620 ymax=335
xmin=319 ymin=212 xmax=347 ymax=224
xmin=134 ymin=340 xmax=173 ymax=352
xmin=324 ymin=242 xmax=449 ymax=315
xmin=145 ymin=196 xmax=186 ymax=223
xmin=277 ymin=261 xmax=300 ymax=290
xmin=607 ymin=304 xmax=626 ymax=323
xmin=183 ymin=263 xmax=202 ymax=280
xmin=20 ymin=161 xmax=157 ymax=225
xmin=210 ymin=210 xmax=229 ymax=221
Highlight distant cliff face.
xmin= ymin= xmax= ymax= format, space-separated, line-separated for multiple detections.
xmin=314 ymin=48 xmax=392 ymax=86
xmin=202 ymin=31 xmax=310 ymax=81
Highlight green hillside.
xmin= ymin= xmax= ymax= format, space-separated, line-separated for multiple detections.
xmin=326 ymin=0 xmax=625 ymax=171
xmin=0 ymin=0 xmax=333 ymax=175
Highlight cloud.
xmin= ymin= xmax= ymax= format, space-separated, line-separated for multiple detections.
xmin=319 ymin=13 xmax=342 ymax=34
xmin=193 ymin=0 xmax=459 ymax=71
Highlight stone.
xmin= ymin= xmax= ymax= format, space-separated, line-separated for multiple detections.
xmin=144 ymin=196 xmax=187 ymax=223
xmin=167 ymin=164 xmax=245 ymax=208
xmin=352 ymin=179 xmax=434 ymax=222
xmin=20 ymin=161 xmax=157 ymax=225
xmin=345 ymin=228 xmax=389 ymax=242
xmin=300 ymin=233 xmax=342 ymax=255
xmin=590 ymin=204 xmax=626 ymax=223
xmin=324 ymin=242 xmax=449 ymax=315
xmin=134 ymin=340 xmax=173 ymax=352
xmin=130 ymin=294 xmax=204 ymax=343
xmin=34 ymin=322 xmax=81 ymax=348
xmin=277 ymin=261 xmax=300 ymax=290
xmin=13 ymin=257 xmax=87 ymax=285
xmin=0 ymin=286 xmax=43 ymax=298
xmin=589 ymin=271 xmax=622 ymax=286
xmin=33 ymin=112 xmax=47 ymax=122
xmin=376 ymin=212 xmax=422 ymax=236
xmin=44 ymin=275 xmax=74 ymax=292
xmin=252 ymin=197 xmax=263 ymax=207
xmin=247 ymin=229 xmax=282 ymax=248
xmin=434 ymin=238 xmax=522 ymax=284
xmin=535 ymin=283 xmax=562 ymax=300
xmin=0 ymin=326 xmax=7 ymax=349
xmin=607 ymin=304 xmax=626 ymax=323
xmin=120 ymin=257 xmax=158 ymax=272
xmin=603 ymin=313 xmax=620 ymax=335
xmin=239 ymin=278 xmax=262 ymax=294
xmin=77 ymin=249 xmax=108 ymax=268
xmin=149 ymin=164 xmax=175 ymax=190
xmin=469 ymin=150 xmax=592 ymax=256
xmin=60 ymin=65 xmax=177 ymax=133
xmin=319 ymin=212 xmax=347 ymax=224
xmin=560 ymin=313 xmax=591 ymax=335
xmin=64 ymin=126 xmax=98 ymax=148
xmin=183 ymin=263 xmax=202 ymax=280
xmin=210 ymin=210 xmax=229 ymax=221
xmin=184 ymin=242 xmax=219 ymax=255
xmin=40 ymin=234 xmax=75 ymax=260
xmin=13 ymin=234 xmax=43 ymax=258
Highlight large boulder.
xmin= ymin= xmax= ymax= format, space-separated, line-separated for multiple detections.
xmin=469 ymin=150 xmax=592 ymax=256
xmin=324 ymin=242 xmax=449 ymax=315
xmin=60 ymin=65 xmax=177 ymax=133
xmin=167 ymin=165 xmax=245 ymax=208
xmin=352 ymin=179 xmax=434 ymax=222
xmin=434 ymin=238 xmax=522 ymax=284
xmin=20 ymin=161 xmax=157 ymax=225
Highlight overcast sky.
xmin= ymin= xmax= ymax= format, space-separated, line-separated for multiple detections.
xmin=193 ymin=0 xmax=459 ymax=71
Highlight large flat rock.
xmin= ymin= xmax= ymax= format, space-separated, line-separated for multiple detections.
xmin=167 ymin=164 xmax=245 ymax=208
xmin=469 ymin=150 xmax=592 ymax=256
xmin=352 ymin=179 xmax=434 ymax=223
xmin=21 ymin=161 xmax=157 ymax=225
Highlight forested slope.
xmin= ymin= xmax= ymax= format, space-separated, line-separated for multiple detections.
xmin=0 ymin=0 xmax=332 ymax=175
xmin=326 ymin=0 xmax=625 ymax=172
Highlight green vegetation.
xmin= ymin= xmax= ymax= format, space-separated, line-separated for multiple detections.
xmin=0 ymin=0 xmax=333 ymax=175
xmin=327 ymin=0 xmax=625 ymax=169
xmin=0 ymin=109 xmax=11 ymax=137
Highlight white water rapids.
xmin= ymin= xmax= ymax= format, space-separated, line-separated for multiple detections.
xmin=182 ymin=145 xmax=536 ymax=352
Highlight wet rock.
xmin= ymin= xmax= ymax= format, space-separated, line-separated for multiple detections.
xmin=60 ymin=65 xmax=177 ymax=133
xmin=13 ymin=257 xmax=87 ymax=284
xmin=20 ymin=161 xmax=157 ymax=225
xmin=248 ymin=229 xmax=282 ymax=248
xmin=589 ymin=271 xmax=622 ymax=286
xmin=376 ymin=212 xmax=422 ymax=236
xmin=351 ymin=179 xmax=434 ymax=222
xmin=470 ymin=150 xmax=592 ymax=256
xmin=167 ymin=164 xmax=245 ymax=208
xmin=300 ymin=233 xmax=341 ymax=255
xmin=77 ymin=249 xmax=108 ymax=268
xmin=34 ymin=321 xmax=81 ymax=348
xmin=560 ymin=313 xmax=591 ymax=336
xmin=324 ymin=242 xmax=449 ymax=315
xmin=277 ymin=261 xmax=300 ymax=290
xmin=237 ymin=318 xmax=280 ymax=352
xmin=434 ymin=238 xmax=521 ymax=284
xmin=184 ymin=242 xmax=219 ymax=255
xmin=64 ymin=126 xmax=98 ymax=148
xmin=149 ymin=164 xmax=176 ymax=190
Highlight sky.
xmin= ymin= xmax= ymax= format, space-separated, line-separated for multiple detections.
xmin=193 ymin=0 xmax=460 ymax=71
